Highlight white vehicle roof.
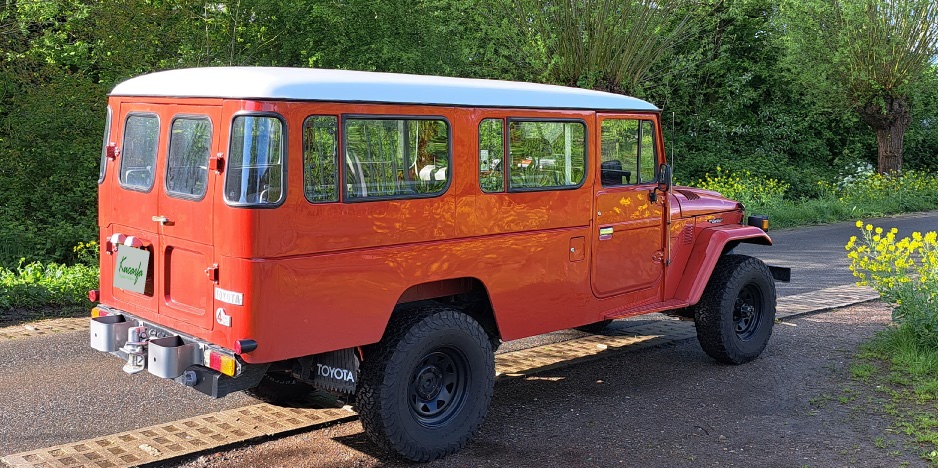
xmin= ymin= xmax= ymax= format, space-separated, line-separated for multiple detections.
xmin=110 ymin=67 xmax=659 ymax=111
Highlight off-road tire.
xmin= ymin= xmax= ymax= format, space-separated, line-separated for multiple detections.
xmin=695 ymin=254 xmax=776 ymax=364
xmin=574 ymin=319 xmax=613 ymax=334
xmin=246 ymin=371 xmax=315 ymax=404
xmin=356 ymin=305 xmax=495 ymax=462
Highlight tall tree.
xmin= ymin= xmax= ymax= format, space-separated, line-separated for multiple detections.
xmin=514 ymin=0 xmax=695 ymax=94
xmin=784 ymin=0 xmax=938 ymax=174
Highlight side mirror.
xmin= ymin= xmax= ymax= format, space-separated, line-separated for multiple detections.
xmin=648 ymin=164 xmax=672 ymax=203
xmin=657 ymin=163 xmax=672 ymax=192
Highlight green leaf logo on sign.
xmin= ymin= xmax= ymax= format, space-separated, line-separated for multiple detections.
xmin=114 ymin=244 xmax=150 ymax=293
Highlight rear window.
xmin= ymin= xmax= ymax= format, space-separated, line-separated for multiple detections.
xmin=166 ymin=117 xmax=212 ymax=199
xmin=225 ymin=115 xmax=285 ymax=205
xmin=119 ymin=113 xmax=160 ymax=191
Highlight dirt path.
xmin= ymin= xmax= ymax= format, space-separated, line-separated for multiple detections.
xmin=176 ymin=302 xmax=922 ymax=467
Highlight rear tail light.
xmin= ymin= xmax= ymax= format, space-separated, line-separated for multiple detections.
xmin=205 ymin=350 xmax=236 ymax=376
xmin=88 ymin=289 xmax=100 ymax=302
xmin=91 ymin=307 xmax=109 ymax=318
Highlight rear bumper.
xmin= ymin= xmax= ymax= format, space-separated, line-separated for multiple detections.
xmin=89 ymin=305 xmax=267 ymax=397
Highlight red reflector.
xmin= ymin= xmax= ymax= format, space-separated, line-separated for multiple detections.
xmin=209 ymin=352 xmax=221 ymax=371
xmin=88 ymin=289 xmax=100 ymax=302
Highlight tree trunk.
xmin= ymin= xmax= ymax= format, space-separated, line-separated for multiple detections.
xmin=857 ymin=96 xmax=911 ymax=174
xmin=874 ymin=126 xmax=904 ymax=174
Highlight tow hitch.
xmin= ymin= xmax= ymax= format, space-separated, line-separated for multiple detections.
xmin=121 ymin=326 xmax=149 ymax=374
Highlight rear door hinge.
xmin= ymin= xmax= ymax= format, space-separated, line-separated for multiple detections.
xmin=205 ymin=264 xmax=219 ymax=283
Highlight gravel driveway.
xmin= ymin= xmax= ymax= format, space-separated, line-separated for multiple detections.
xmin=175 ymin=302 xmax=922 ymax=467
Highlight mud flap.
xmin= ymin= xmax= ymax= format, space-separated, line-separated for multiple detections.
xmin=294 ymin=348 xmax=360 ymax=395
xmin=769 ymin=265 xmax=791 ymax=282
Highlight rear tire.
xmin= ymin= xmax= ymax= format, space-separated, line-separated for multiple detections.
xmin=574 ymin=319 xmax=613 ymax=334
xmin=694 ymin=254 xmax=776 ymax=364
xmin=356 ymin=305 xmax=495 ymax=462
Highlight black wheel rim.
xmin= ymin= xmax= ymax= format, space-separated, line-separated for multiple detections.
xmin=733 ymin=283 xmax=763 ymax=341
xmin=408 ymin=347 xmax=469 ymax=427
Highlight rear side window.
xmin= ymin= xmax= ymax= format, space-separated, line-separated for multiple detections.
xmin=166 ymin=117 xmax=212 ymax=199
xmin=303 ymin=116 xmax=339 ymax=203
xmin=225 ymin=115 xmax=285 ymax=205
xmin=119 ymin=114 xmax=160 ymax=191
xmin=479 ymin=119 xmax=505 ymax=193
xmin=508 ymin=120 xmax=585 ymax=190
xmin=98 ymin=106 xmax=112 ymax=184
xmin=344 ymin=118 xmax=450 ymax=200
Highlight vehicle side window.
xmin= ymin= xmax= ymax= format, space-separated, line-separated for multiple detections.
xmin=344 ymin=118 xmax=449 ymax=199
xmin=639 ymin=120 xmax=657 ymax=183
xmin=600 ymin=119 xmax=658 ymax=186
xmin=98 ymin=106 xmax=112 ymax=184
xmin=479 ymin=119 xmax=504 ymax=193
xmin=166 ymin=117 xmax=212 ymax=199
xmin=303 ymin=116 xmax=339 ymax=203
xmin=508 ymin=120 xmax=585 ymax=190
xmin=225 ymin=115 xmax=285 ymax=205
xmin=119 ymin=114 xmax=160 ymax=191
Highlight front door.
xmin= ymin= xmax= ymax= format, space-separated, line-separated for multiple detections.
xmin=590 ymin=114 xmax=666 ymax=299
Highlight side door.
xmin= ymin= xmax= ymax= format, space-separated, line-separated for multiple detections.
xmin=156 ymin=106 xmax=223 ymax=330
xmin=590 ymin=114 xmax=666 ymax=299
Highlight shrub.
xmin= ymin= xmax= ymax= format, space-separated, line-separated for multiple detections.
xmin=846 ymin=222 xmax=938 ymax=347
xmin=693 ymin=166 xmax=789 ymax=213
xmin=839 ymin=170 xmax=938 ymax=215
xmin=0 ymin=260 xmax=99 ymax=312
xmin=690 ymin=169 xmax=938 ymax=228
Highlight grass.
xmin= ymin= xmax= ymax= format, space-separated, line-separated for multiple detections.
xmin=855 ymin=324 xmax=938 ymax=465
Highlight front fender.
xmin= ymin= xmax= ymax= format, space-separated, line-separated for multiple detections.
xmin=672 ymin=225 xmax=772 ymax=305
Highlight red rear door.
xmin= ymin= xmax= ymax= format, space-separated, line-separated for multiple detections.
xmin=156 ymin=106 xmax=222 ymax=330
xmin=108 ymin=103 xmax=162 ymax=314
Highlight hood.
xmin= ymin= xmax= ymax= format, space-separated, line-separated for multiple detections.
xmin=670 ymin=186 xmax=742 ymax=218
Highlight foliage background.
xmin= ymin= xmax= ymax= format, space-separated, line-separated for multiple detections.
xmin=0 ymin=0 xmax=936 ymax=266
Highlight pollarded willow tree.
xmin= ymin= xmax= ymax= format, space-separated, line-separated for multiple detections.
xmin=514 ymin=0 xmax=695 ymax=94
xmin=786 ymin=0 xmax=938 ymax=174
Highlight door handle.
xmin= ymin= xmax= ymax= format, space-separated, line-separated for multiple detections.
xmin=152 ymin=215 xmax=170 ymax=225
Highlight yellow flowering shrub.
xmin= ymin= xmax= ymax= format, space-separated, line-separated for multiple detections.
xmin=695 ymin=167 xmax=789 ymax=209
xmin=847 ymin=221 xmax=938 ymax=346
xmin=840 ymin=171 xmax=938 ymax=211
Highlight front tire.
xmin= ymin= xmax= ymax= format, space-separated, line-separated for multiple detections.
xmin=356 ymin=305 xmax=495 ymax=461
xmin=694 ymin=254 xmax=776 ymax=364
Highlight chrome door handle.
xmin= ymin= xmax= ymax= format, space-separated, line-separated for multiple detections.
xmin=152 ymin=215 xmax=170 ymax=225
